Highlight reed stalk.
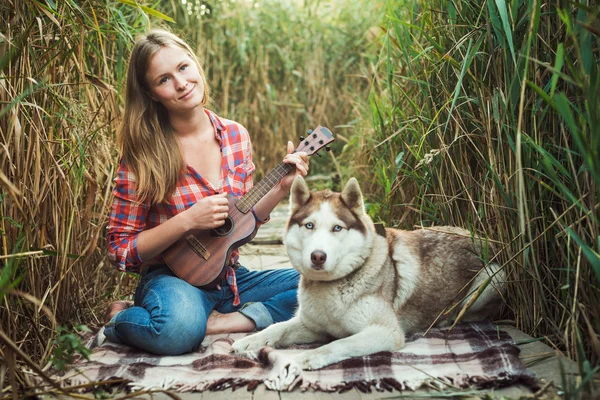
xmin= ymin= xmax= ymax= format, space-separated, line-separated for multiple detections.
xmin=347 ymin=0 xmax=600 ymax=392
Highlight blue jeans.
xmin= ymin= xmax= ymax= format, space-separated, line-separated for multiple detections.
xmin=104 ymin=264 xmax=299 ymax=355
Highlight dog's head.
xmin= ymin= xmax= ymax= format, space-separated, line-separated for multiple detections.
xmin=284 ymin=176 xmax=375 ymax=281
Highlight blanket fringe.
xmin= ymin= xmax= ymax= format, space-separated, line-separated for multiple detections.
xmin=129 ymin=377 xmax=260 ymax=393
xmin=296 ymin=373 xmax=539 ymax=395
xmin=35 ymin=372 xmax=539 ymax=395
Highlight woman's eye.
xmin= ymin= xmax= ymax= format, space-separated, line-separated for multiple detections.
xmin=333 ymin=225 xmax=343 ymax=232
xmin=159 ymin=77 xmax=169 ymax=85
xmin=180 ymin=64 xmax=188 ymax=71
xmin=304 ymin=222 xmax=314 ymax=229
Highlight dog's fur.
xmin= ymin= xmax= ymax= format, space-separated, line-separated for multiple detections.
xmin=232 ymin=177 xmax=505 ymax=370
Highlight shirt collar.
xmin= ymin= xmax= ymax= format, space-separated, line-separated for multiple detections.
xmin=204 ymin=108 xmax=226 ymax=137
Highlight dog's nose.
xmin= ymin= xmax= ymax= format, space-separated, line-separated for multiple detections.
xmin=311 ymin=250 xmax=327 ymax=267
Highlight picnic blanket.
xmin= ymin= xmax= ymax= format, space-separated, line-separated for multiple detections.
xmin=56 ymin=322 xmax=537 ymax=393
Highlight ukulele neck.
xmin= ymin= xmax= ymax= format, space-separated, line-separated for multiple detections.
xmin=236 ymin=162 xmax=293 ymax=213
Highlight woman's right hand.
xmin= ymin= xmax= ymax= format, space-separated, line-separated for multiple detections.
xmin=135 ymin=192 xmax=230 ymax=262
xmin=183 ymin=192 xmax=230 ymax=231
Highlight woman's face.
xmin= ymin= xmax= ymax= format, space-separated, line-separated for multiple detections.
xmin=145 ymin=46 xmax=205 ymax=114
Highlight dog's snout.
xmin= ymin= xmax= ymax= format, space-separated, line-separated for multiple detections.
xmin=311 ymin=250 xmax=327 ymax=268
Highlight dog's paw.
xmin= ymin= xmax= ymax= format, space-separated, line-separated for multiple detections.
xmin=231 ymin=332 xmax=272 ymax=353
xmin=265 ymin=357 xmax=303 ymax=391
xmin=293 ymin=350 xmax=332 ymax=371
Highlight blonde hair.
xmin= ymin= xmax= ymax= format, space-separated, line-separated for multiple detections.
xmin=117 ymin=29 xmax=210 ymax=203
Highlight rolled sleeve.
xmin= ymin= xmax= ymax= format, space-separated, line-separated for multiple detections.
xmin=238 ymin=302 xmax=274 ymax=330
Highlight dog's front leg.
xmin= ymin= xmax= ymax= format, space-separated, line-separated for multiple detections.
xmin=232 ymin=316 xmax=325 ymax=354
xmin=294 ymin=325 xmax=405 ymax=370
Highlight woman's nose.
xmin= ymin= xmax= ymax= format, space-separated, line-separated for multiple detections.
xmin=174 ymin=75 xmax=187 ymax=90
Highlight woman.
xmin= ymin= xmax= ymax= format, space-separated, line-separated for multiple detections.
xmin=104 ymin=29 xmax=309 ymax=356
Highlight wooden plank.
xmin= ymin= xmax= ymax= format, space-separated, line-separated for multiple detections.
xmin=253 ymin=385 xmax=281 ymax=400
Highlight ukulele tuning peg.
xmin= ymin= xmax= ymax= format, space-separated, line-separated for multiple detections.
xmin=300 ymin=136 xmax=305 ymax=140
xmin=325 ymin=145 xmax=331 ymax=152
xmin=307 ymin=129 xmax=313 ymax=135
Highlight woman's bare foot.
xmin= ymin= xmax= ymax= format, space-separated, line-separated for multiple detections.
xmin=206 ymin=310 xmax=256 ymax=335
xmin=103 ymin=300 xmax=134 ymax=324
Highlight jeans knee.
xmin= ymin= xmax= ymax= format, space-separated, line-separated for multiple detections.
xmin=110 ymin=273 xmax=215 ymax=355
xmin=279 ymin=268 xmax=300 ymax=290
xmin=147 ymin=310 xmax=206 ymax=355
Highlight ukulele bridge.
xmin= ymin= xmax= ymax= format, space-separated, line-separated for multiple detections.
xmin=185 ymin=235 xmax=211 ymax=260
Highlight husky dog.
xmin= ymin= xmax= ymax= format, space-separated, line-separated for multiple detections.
xmin=232 ymin=177 xmax=505 ymax=370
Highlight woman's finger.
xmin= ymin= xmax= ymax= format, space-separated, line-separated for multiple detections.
xmin=295 ymin=164 xmax=308 ymax=176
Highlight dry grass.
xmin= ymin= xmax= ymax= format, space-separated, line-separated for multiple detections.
xmin=0 ymin=0 xmax=128 ymax=360
xmin=0 ymin=0 xmax=377 ymax=395
xmin=0 ymin=0 xmax=160 ymax=393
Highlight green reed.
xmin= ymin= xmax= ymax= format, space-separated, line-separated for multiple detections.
xmin=344 ymin=0 xmax=599 ymax=393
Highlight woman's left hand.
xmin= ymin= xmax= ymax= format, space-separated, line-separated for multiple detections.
xmin=280 ymin=141 xmax=309 ymax=192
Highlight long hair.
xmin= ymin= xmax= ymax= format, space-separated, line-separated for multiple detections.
xmin=117 ymin=29 xmax=210 ymax=203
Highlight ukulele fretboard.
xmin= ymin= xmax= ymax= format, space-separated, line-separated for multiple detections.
xmin=236 ymin=162 xmax=294 ymax=213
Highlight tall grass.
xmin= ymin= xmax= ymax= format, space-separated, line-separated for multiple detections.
xmin=346 ymin=0 xmax=599 ymax=390
xmin=0 ymin=0 xmax=377 ymax=394
xmin=0 ymin=0 xmax=154 ymax=391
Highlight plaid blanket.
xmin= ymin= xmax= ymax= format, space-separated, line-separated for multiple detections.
xmin=57 ymin=322 xmax=537 ymax=393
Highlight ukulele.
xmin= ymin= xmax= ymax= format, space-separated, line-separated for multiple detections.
xmin=162 ymin=126 xmax=335 ymax=288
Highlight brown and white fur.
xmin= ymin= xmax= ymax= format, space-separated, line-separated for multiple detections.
xmin=232 ymin=176 xmax=505 ymax=370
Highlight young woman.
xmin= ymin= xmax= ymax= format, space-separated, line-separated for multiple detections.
xmin=104 ymin=29 xmax=309 ymax=355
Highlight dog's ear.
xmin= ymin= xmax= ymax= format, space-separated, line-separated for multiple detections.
xmin=340 ymin=177 xmax=365 ymax=216
xmin=290 ymin=175 xmax=311 ymax=212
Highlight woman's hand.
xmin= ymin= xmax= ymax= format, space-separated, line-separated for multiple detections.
xmin=183 ymin=192 xmax=230 ymax=231
xmin=135 ymin=192 xmax=230 ymax=262
xmin=279 ymin=141 xmax=309 ymax=192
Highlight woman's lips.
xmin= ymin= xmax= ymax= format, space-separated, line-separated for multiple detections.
xmin=179 ymin=85 xmax=196 ymax=99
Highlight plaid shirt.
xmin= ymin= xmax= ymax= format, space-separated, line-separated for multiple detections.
xmin=107 ymin=109 xmax=265 ymax=305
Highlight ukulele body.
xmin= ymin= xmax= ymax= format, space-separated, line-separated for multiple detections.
xmin=162 ymin=195 xmax=257 ymax=287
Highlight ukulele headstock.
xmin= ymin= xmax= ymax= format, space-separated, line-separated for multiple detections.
xmin=295 ymin=126 xmax=335 ymax=156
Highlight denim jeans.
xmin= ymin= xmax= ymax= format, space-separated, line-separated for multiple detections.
xmin=104 ymin=264 xmax=299 ymax=355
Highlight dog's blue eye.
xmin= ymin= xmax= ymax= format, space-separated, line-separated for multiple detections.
xmin=333 ymin=225 xmax=343 ymax=232
xmin=304 ymin=222 xmax=314 ymax=229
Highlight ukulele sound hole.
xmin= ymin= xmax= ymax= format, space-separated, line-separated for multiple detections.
xmin=211 ymin=217 xmax=234 ymax=237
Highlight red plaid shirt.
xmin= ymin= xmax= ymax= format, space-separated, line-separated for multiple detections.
xmin=107 ymin=109 xmax=265 ymax=305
